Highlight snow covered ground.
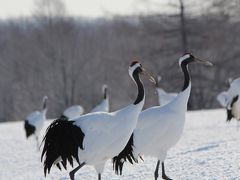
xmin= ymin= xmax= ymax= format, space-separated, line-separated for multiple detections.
xmin=0 ymin=109 xmax=240 ymax=180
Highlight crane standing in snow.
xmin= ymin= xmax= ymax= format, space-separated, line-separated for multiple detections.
xmin=24 ymin=96 xmax=48 ymax=149
xmin=41 ymin=61 xmax=156 ymax=180
xmin=113 ymin=53 xmax=213 ymax=180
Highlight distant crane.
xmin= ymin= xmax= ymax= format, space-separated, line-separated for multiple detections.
xmin=24 ymin=96 xmax=48 ymax=149
xmin=41 ymin=61 xmax=155 ymax=180
xmin=113 ymin=53 xmax=213 ymax=180
xmin=155 ymin=75 xmax=177 ymax=106
xmin=218 ymin=78 xmax=240 ymax=124
xmin=91 ymin=84 xmax=109 ymax=113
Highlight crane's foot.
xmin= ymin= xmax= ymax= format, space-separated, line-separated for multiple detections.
xmin=162 ymin=174 xmax=173 ymax=180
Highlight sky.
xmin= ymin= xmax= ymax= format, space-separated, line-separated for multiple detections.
xmin=0 ymin=0 xmax=178 ymax=19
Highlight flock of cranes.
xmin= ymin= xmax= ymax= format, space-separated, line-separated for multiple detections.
xmin=22 ymin=53 xmax=240 ymax=180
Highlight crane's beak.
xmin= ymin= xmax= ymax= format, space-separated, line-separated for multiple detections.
xmin=142 ymin=68 xmax=157 ymax=84
xmin=194 ymin=57 xmax=213 ymax=66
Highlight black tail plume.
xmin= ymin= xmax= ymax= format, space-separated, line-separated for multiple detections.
xmin=112 ymin=133 xmax=138 ymax=175
xmin=41 ymin=116 xmax=85 ymax=176
xmin=24 ymin=120 xmax=35 ymax=138
xmin=226 ymin=109 xmax=233 ymax=122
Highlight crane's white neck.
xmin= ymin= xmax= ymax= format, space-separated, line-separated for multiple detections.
xmin=168 ymin=83 xmax=191 ymax=113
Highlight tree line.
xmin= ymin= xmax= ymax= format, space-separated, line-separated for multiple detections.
xmin=0 ymin=0 xmax=239 ymax=122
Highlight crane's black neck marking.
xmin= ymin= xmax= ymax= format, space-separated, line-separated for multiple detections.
xmin=132 ymin=67 xmax=144 ymax=105
xmin=103 ymin=87 xmax=108 ymax=99
xmin=180 ymin=58 xmax=193 ymax=91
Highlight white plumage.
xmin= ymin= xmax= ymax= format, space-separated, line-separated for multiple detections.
xmin=156 ymin=76 xmax=177 ymax=106
xmin=63 ymin=105 xmax=84 ymax=119
xmin=217 ymin=91 xmax=230 ymax=107
xmin=217 ymin=78 xmax=240 ymax=108
xmin=24 ymin=96 xmax=48 ymax=148
xmin=113 ymin=53 xmax=212 ymax=180
xmin=228 ymin=78 xmax=240 ymax=98
xmin=41 ymin=61 xmax=154 ymax=180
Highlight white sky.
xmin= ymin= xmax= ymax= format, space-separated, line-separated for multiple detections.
xmin=0 ymin=0 xmax=179 ymax=19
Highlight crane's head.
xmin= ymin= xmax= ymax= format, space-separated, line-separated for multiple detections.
xmin=129 ymin=60 xmax=156 ymax=84
xmin=42 ymin=96 xmax=48 ymax=102
xmin=179 ymin=53 xmax=213 ymax=67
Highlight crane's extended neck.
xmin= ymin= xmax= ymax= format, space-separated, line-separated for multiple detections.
xmin=132 ymin=69 xmax=144 ymax=105
xmin=167 ymin=59 xmax=192 ymax=112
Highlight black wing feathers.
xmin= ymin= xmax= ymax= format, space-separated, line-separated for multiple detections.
xmin=112 ymin=133 xmax=138 ymax=175
xmin=41 ymin=117 xmax=85 ymax=176
xmin=24 ymin=121 xmax=36 ymax=138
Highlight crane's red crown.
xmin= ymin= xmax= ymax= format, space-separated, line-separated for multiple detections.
xmin=130 ymin=61 xmax=140 ymax=67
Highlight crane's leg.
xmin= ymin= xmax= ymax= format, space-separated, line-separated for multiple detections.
xmin=162 ymin=162 xmax=172 ymax=180
xmin=69 ymin=162 xmax=86 ymax=180
xmin=98 ymin=173 xmax=101 ymax=180
xmin=154 ymin=160 xmax=160 ymax=180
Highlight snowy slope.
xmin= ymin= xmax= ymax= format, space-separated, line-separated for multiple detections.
xmin=0 ymin=109 xmax=240 ymax=180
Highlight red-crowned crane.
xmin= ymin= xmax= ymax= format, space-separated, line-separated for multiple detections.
xmin=91 ymin=84 xmax=109 ymax=113
xmin=113 ymin=53 xmax=213 ymax=180
xmin=41 ymin=61 xmax=155 ymax=180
